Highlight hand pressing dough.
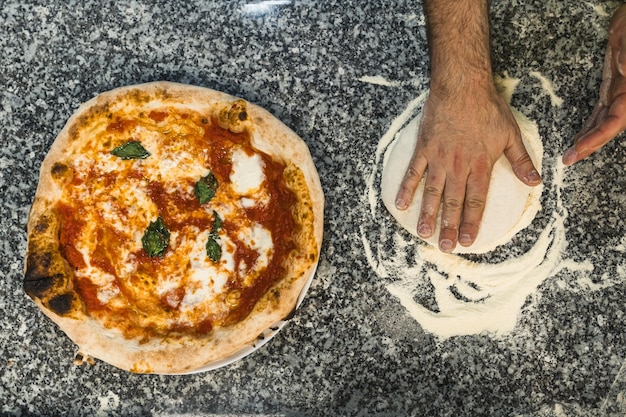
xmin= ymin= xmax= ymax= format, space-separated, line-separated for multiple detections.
xmin=381 ymin=108 xmax=543 ymax=254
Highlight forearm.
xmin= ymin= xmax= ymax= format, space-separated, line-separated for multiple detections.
xmin=424 ymin=0 xmax=494 ymax=98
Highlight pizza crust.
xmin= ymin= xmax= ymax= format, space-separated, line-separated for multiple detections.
xmin=25 ymin=82 xmax=324 ymax=374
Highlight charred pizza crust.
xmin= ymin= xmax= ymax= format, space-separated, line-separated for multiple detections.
xmin=24 ymin=81 xmax=323 ymax=374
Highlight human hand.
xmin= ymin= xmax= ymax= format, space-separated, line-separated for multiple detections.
xmin=394 ymin=89 xmax=542 ymax=253
xmin=563 ymin=4 xmax=626 ymax=166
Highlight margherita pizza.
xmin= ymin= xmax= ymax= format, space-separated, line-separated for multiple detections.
xmin=23 ymin=81 xmax=324 ymax=374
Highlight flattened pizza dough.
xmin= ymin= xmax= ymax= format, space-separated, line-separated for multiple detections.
xmin=381 ymin=108 xmax=543 ymax=254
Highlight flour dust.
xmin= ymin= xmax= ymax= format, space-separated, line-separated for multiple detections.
xmin=360 ymin=74 xmax=595 ymax=340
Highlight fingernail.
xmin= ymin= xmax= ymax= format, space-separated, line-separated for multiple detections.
xmin=439 ymin=239 xmax=454 ymax=253
xmin=417 ymin=223 xmax=432 ymax=237
xmin=395 ymin=196 xmax=407 ymax=210
xmin=562 ymin=148 xmax=578 ymax=166
xmin=458 ymin=233 xmax=472 ymax=246
xmin=526 ymin=169 xmax=541 ymax=184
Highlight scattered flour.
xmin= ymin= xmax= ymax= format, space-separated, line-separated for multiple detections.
xmin=529 ymin=71 xmax=564 ymax=107
xmin=361 ymin=76 xmax=594 ymax=340
xmin=357 ymin=75 xmax=421 ymax=89
xmin=358 ymin=75 xmax=397 ymax=87
xmin=585 ymin=2 xmax=610 ymax=17
xmin=96 ymin=391 xmax=120 ymax=417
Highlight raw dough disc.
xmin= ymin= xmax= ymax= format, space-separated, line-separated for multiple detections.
xmin=381 ymin=108 xmax=543 ymax=254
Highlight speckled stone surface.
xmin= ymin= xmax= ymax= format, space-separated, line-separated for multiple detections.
xmin=1 ymin=1 xmax=625 ymax=416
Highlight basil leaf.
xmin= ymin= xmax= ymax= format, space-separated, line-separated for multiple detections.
xmin=194 ymin=172 xmax=219 ymax=205
xmin=111 ymin=141 xmax=150 ymax=160
xmin=206 ymin=237 xmax=222 ymax=262
xmin=141 ymin=216 xmax=170 ymax=258
xmin=211 ymin=211 xmax=222 ymax=237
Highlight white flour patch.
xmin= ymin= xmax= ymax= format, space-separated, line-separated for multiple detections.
xmin=357 ymin=75 xmax=421 ymax=89
xmin=358 ymin=75 xmax=397 ymax=87
xmin=96 ymin=391 xmax=120 ymax=417
xmin=402 ymin=12 xmax=425 ymax=25
xmin=530 ymin=71 xmax=564 ymax=107
xmin=585 ymin=2 xmax=609 ymax=17
xmin=360 ymin=80 xmax=598 ymax=340
xmin=494 ymin=72 xmax=521 ymax=103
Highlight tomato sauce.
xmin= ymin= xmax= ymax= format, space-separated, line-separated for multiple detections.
xmin=146 ymin=180 xmax=213 ymax=232
xmin=76 ymin=278 xmax=104 ymax=311
xmin=57 ymin=109 xmax=301 ymax=338
xmin=148 ymin=111 xmax=168 ymax=122
xmin=106 ymin=119 xmax=137 ymax=133
xmin=56 ymin=203 xmax=87 ymax=270
xmin=90 ymin=223 xmax=125 ymax=277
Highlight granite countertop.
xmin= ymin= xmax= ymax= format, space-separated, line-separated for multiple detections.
xmin=1 ymin=1 xmax=625 ymax=416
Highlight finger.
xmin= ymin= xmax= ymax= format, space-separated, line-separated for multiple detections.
xmin=568 ymin=45 xmax=613 ymax=162
xmin=564 ymin=103 xmax=607 ymax=165
xmin=458 ymin=160 xmax=491 ymax=247
xmin=610 ymin=4 xmax=626 ymax=31
xmin=416 ymin=167 xmax=445 ymax=240
xmin=564 ymin=112 xmax=626 ymax=164
xmin=576 ymin=102 xmax=605 ymax=140
xmin=395 ymin=151 xmax=427 ymax=210
xmin=601 ymin=44 xmax=614 ymax=100
xmin=617 ymin=32 xmax=626 ymax=76
xmin=576 ymin=112 xmax=624 ymax=151
xmin=437 ymin=174 xmax=466 ymax=253
xmin=503 ymin=139 xmax=542 ymax=186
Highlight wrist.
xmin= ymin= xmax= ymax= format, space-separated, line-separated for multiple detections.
xmin=429 ymin=72 xmax=497 ymax=103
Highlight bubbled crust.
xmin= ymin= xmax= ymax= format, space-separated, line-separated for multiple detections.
xmin=24 ymin=81 xmax=324 ymax=374
xmin=24 ymin=209 xmax=82 ymax=317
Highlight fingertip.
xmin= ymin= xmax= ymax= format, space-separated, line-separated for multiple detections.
xmin=417 ymin=223 xmax=433 ymax=238
xmin=458 ymin=233 xmax=473 ymax=247
xmin=525 ymin=168 xmax=542 ymax=185
xmin=507 ymin=147 xmax=543 ymax=187
xmin=562 ymin=148 xmax=578 ymax=166
xmin=395 ymin=195 xmax=408 ymax=210
xmin=439 ymin=238 xmax=455 ymax=253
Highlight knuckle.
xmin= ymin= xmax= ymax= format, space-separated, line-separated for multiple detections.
xmin=404 ymin=166 xmax=422 ymax=182
xmin=423 ymin=185 xmax=442 ymax=198
xmin=511 ymin=152 xmax=532 ymax=167
xmin=443 ymin=197 xmax=463 ymax=210
xmin=452 ymin=153 xmax=466 ymax=176
xmin=396 ymin=183 xmax=411 ymax=195
xmin=460 ymin=221 xmax=479 ymax=233
xmin=464 ymin=196 xmax=485 ymax=210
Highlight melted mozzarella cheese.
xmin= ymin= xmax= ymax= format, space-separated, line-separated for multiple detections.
xmin=120 ymin=126 xmax=210 ymax=193
xmin=74 ymin=152 xmax=125 ymax=175
xmin=97 ymin=286 xmax=120 ymax=304
xmin=239 ymin=193 xmax=270 ymax=209
xmin=239 ymin=223 xmax=273 ymax=271
xmin=178 ymin=230 xmax=237 ymax=311
xmin=74 ymin=265 xmax=120 ymax=304
xmin=104 ymin=182 xmax=157 ymax=236
xmin=230 ymin=148 xmax=265 ymax=195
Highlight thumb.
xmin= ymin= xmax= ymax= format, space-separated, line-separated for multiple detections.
xmin=503 ymin=140 xmax=542 ymax=187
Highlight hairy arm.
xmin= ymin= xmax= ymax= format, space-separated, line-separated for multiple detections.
xmin=395 ymin=0 xmax=541 ymax=253
xmin=425 ymin=0 xmax=493 ymax=98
